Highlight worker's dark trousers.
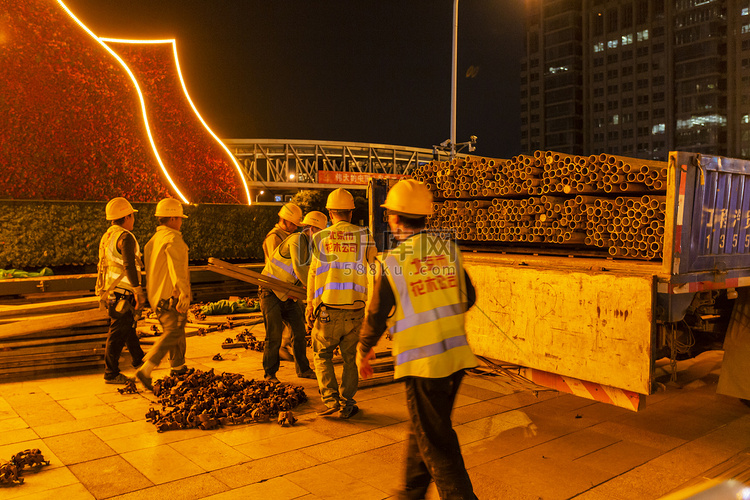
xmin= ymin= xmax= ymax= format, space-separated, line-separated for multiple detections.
xmin=104 ymin=294 xmax=145 ymax=380
xmin=260 ymin=290 xmax=311 ymax=377
xmin=401 ymin=371 xmax=477 ymax=500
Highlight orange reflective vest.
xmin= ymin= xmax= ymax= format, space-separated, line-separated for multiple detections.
xmin=382 ymin=232 xmax=477 ymax=379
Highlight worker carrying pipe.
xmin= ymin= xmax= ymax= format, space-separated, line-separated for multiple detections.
xmin=263 ymin=202 xmax=304 ymax=362
xmin=260 ymin=211 xmax=327 ymax=383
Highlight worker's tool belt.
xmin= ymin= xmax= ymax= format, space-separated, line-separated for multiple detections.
xmin=109 ymin=292 xmax=136 ymax=319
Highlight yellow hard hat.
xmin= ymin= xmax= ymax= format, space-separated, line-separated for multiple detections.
xmin=302 ymin=211 xmax=328 ymax=230
xmin=278 ymin=203 xmax=303 ymax=225
xmin=381 ymin=179 xmax=433 ymax=216
xmin=155 ymin=198 xmax=188 ymax=218
xmin=105 ymin=197 xmax=137 ymax=220
xmin=326 ymin=188 xmax=355 ymax=210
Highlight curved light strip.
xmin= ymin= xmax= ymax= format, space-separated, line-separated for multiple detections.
xmin=57 ymin=1 xmax=190 ymax=204
xmin=100 ymin=38 xmax=252 ymax=205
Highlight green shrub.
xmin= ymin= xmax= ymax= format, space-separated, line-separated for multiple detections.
xmin=0 ymin=201 xmax=278 ymax=269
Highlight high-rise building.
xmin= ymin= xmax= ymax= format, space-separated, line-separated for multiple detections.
xmin=520 ymin=0 xmax=749 ymax=160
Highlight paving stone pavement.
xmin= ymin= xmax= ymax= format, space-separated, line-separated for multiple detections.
xmin=1 ymin=323 xmax=749 ymax=499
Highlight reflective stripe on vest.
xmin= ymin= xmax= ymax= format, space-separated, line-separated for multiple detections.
xmin=396 ymin=334 xmax=469 ymax=366
xmin=382 ymin=233 xmax=477 ymax=379
xmin=262 ymin=256 xmax=296 ymax=283
xmin=313 ymin=281 xmax=368 ymax=300
xmin=314 ymin=261 xmax=367 ymax=276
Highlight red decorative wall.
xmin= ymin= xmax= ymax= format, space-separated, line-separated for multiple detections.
xmin=0 ymin=0 xmax=248 ymax=204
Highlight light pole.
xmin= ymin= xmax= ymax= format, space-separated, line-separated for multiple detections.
xmin=450 ymin=0 xmax=458 ymax=159
xmin=434 ymin=0 xmax=476 ymax=159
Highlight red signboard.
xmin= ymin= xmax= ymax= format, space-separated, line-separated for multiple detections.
xmin=317 ymin=170 xmax=408 ymax=185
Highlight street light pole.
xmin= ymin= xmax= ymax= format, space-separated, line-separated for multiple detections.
xmin=450 ymin=0 xmax=458 ymax=159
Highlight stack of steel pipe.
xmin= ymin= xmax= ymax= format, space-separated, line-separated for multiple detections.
xmin=411 ymin=150 xmax=668 ymax=260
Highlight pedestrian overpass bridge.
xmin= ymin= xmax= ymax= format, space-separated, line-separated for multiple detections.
xmin=224 ymin=139 xmax=443 ymax=194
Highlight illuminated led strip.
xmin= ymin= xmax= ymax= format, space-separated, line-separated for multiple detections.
xmin=100 ymin=38 xmax=252 ymax=206
xmin=57 ymin=1 xmax=189 ymax=204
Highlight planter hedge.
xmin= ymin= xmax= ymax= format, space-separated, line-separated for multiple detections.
xmin=0 ymin=201 xmax=278 ymax=269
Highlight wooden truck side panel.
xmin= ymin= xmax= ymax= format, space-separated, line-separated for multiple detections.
xmin=464 ymin=255 xmax=654 ymax=395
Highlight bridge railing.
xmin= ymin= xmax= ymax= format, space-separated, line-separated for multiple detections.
xmin=224 ymin=139 xmax=445 ymax=186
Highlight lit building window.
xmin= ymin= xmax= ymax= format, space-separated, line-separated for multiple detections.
xmin=608 ymin=39 xmax=619 ymax=49
xmin=621 ymin=34 xmax=633 ymax=46
xmin=637 ymin=29 xmax=649 ymax=42
xmin=742 ymin=7 xmax=749 ymax=15
xmin=676 ymin=115 xmax=727 ymax=130
xmin=594 ymin=42 xmax=604 ymax=52
xmin=652 ymin=123 xmax=666 ymax=134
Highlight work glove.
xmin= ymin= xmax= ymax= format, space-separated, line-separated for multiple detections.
xmin=176 ymin=292 xmax=190 ymax=314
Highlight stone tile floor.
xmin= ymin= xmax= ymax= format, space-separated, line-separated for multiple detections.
xmin=1 ymin=324 xmax=749 ymax=499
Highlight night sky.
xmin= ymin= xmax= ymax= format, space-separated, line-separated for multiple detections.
xmin=63 ymin=0 xmax=525 ymax=159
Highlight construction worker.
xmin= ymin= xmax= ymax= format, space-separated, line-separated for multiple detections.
xmin=263 ymin=202 xmax=303 ymax=263
xmin=306 ymin=188 xmax=376 ymax=418
xmin=357 ymin=179 xmax=478 ymax=499
xmin=95 ymin=197 xmax=146 ymax=384
xmin=135 ymin=198 xmax=191 ymax=391
xmin=263 ymin=202 xmax=304 ymax=362
xmin=260 ymin=211 xmax=328 ymax=382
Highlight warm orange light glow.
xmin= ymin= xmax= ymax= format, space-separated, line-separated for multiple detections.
xmin=57 ymin=1 xmax=190 ymax=204
xmin=100 ymin=37 xmax=252 ymax=206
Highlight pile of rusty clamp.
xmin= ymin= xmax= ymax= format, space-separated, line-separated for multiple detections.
xmin=145 ymin=368 xmax=306 ymax=432
xmin=117 ymin=379 xmax=139 ymax=394
xmin=0 ymin=449 xmax=50 ymax=486
xmin=221 ymin=328 xmax=265 ymax=351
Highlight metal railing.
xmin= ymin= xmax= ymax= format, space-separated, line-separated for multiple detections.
xmin=224 ymin=139 xmax=443 ymax=188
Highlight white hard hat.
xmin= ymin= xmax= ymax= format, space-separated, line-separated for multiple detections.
xmin=381 ymin=179 xmax=433 ymax=216
xmin=302 ymin=211 xmax=328 ymax=230
xmin=326 ymin=188 xmax=355 ymax=210
xmin=155 ymin=198 xmax=188 ymax=218
xmin=278 ymin=203 xmax=303 ymax=225
xmin=105 ymin=197 xmax=137 ymax=220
